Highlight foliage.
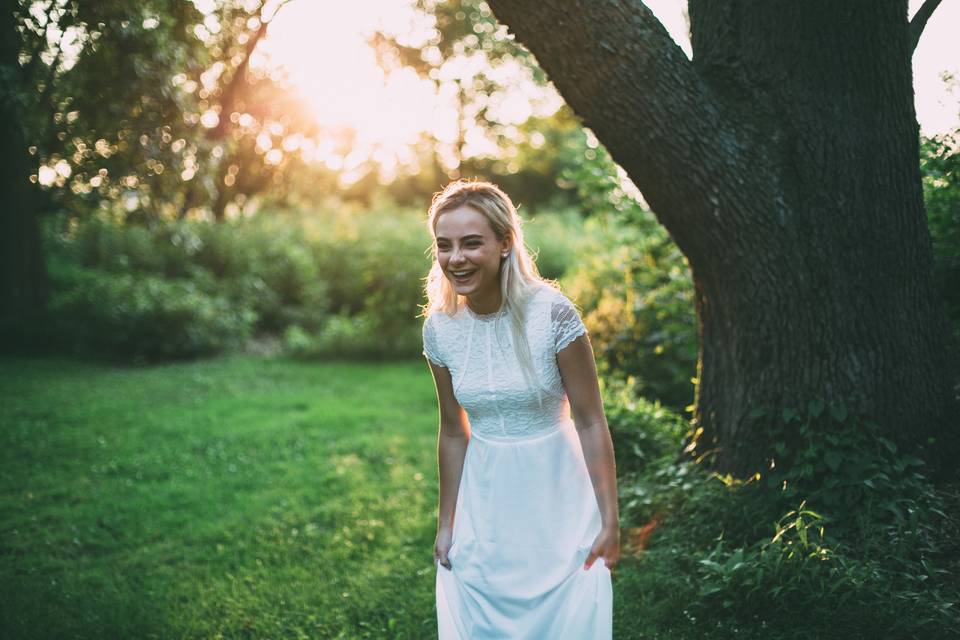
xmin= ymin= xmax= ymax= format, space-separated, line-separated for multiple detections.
xmin=519 ymin=206 xmax=585 ymax=281
xmin=15 ymin=0 xmax=316 ymax=221
xmin=564 ymin=209 xmax=697 ymax=414
xmin=603 ymin=376 xmax=689 ymax=477
xmin=41 ymin=203 xmax=589 ymax=361
xmin=371 ymin=0 xmax=555 ymax=178
xmin=920 ymin=130 xmax=960 ymax=342
xmin=47 ymin=265 xmax=255 ymax=360
xmin=608 ymin=384 xmax=960 ymax=639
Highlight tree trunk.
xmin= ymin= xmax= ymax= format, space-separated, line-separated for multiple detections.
xmin=487 ymin=0 xmax=959 ymax=477
xmin=1 ymin=3 xmax=49 ymax=344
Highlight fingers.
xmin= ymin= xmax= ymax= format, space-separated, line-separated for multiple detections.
xmin=584 ymin=551 xmax=620 ymax=571
xmin=583 ymin=549 xmax=598 ymax=570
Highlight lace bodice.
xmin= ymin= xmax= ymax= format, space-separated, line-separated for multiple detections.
xmin=422 ymin=285 xmax=589 ymax=441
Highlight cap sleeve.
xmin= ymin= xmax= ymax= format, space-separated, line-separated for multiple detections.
xmin=551 ymin=292 xmax=588 ymax=354
xmin=422 ymin=315 xmax=446 ymax=367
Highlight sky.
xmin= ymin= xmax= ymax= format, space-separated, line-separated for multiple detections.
xmin=259 ymin=0 xmax=960 ymax=155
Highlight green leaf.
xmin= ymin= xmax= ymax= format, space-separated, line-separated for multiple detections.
xmin=807 ymin=399 xmax=825 ymax=418
xmin=824 ymin=451 xmax=842 ymax=471
xmin=829 ymin=403 xmax=848 ymax=423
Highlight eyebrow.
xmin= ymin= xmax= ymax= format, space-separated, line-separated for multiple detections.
xmin=435 ymin=234 xmax=484 ymax=242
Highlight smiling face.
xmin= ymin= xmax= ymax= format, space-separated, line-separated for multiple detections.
xmin=434 ymin=205 xmax=511 ymax=313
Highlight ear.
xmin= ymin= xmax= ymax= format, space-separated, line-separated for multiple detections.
xmin=499 ymin=235 xmax=512 ymax=257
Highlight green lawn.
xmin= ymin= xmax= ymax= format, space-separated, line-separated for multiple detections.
xmin=0 ymin=355 xmax=444 ymax=639
xmin=1 ymin=355 xmax=689 ymax=640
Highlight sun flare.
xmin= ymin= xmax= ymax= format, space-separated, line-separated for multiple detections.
xmin=257 ymin=0 xmax=439 ymax=178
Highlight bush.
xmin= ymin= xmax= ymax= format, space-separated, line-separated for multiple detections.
xmin=40 ymin=200 xmax=610 ymax=362
xmin=610 ymin=385 xmax=960 ymax=640
xmin=522 ymin=207 xmax=587 ymax=281
xmin=282 ymin=312 xmax=421 ymax=360
xmin=920 ymin=131 xmax=960 ymax=343
xmin=681 ymin=407 xmax=960 ymax=639
xmin=564 ymin=212 xmax=697 ymax=413
xmin=47 ymin=266 xmax=255 ymax=360
xmin=603 ymin=376 xmax=689 ymax=476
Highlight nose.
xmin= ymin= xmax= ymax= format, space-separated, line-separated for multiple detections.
xmin=449 ymin=246 xmax=466 ymax=266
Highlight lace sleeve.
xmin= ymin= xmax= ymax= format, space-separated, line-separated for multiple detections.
xmin=422 ymin=315 xmax=446 ymax=367
xmin=551 ymin=293 xmax=588 ymax=354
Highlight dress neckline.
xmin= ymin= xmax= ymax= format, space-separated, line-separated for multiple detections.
xmin=464 ymin=302 xmax=504 ymax=322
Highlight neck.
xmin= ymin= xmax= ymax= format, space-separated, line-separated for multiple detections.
xmin=466 ymin=289 xmax=503 ymax=315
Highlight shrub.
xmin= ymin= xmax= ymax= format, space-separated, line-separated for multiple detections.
xmin=920 ymin=130 xmax=960 ymax=343
xmin=40 ymin=202 xmax=588 ymax=362
xmin=522 ymin=207 xmax=586 ymax=281
xmin=282 ymin=312 xmax=421 ymax=360
xmin=564 ymin=213 xmax=697 ymax=413
xmin=48 ymin=266 xmax=255 ymax=360
xmin=603 ymin=376 xmax=689 ymax=476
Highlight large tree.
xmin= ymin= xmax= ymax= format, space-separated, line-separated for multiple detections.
xmin=486 ymin=0 xmax=959 ymax=477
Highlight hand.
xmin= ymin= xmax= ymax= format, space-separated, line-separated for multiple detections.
xmin=434 ymin=526 xmax=454 ymax=569
xmin=583 ymin=524 xmax=620 ymax=572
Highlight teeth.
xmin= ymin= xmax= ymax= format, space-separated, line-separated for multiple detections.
xmin=452 ymin=270 xmax=474 ymax=276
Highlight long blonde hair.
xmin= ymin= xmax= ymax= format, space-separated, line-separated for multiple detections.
xmin=420 ymin=179 xmax=559 ymax=397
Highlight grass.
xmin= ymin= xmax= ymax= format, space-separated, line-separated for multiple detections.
xmin=1 ymin=355 xmax=687 ymax=639
xmin=0 ymin=355 xmax=442 ymax=639
xmin=5 ymin=354 xmax=954 ymax=639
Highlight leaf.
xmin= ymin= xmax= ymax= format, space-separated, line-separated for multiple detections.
xmin=807 ymin=399 xmax=825 ymax=418
xmin=829 ymin=403 xmax=848 ymax=423
xmin=699 ymin=559 xmax=724 ymax=572
xmin=824 ymin=451 xmax=842 ymax=471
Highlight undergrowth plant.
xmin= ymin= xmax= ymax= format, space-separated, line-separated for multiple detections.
xmin=608 ymin=388 xmax=960 ymax=639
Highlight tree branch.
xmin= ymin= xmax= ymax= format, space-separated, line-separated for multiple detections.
xmin=485 ymin=0 xmax=743 ymax=251
xmin=910 ymin=0 xmax=943 ymax=52
xmin=208 ymin=0 xmax=291 ymax=139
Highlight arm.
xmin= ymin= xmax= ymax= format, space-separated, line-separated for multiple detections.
xmin=426 ymin=358 xmax=470 ymax=567
xmin=557 ymin=333 xmax=621 ymax=570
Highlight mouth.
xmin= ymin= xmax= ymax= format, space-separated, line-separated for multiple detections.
xmin=449 ymin=269 xmax=477 ymax=284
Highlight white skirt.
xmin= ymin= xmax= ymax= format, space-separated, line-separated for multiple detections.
xmin=436 ymin=419 xmax=613 ymax=639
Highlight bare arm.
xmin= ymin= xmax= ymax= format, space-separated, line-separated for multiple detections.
xmin=426 ymin=359 xmax=470 ymax=566
xmin=557 ymin=332 xmax=621 ymax=568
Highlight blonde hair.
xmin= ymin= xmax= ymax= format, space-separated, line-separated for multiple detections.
xmin=420 ymin=179 xmax=560 ymax=399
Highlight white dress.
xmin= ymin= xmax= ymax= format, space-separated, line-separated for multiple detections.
xmin=422 ymin=284 xmax=613 ymax=640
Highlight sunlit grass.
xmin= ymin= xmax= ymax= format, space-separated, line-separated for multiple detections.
xmin=2 ymin=353 xmax=708 ymax=640
xmin=0 ymin=356 xmax=441 ymax=639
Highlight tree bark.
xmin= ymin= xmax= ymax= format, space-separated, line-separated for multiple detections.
xmin=487 ymin=0 xmax=959 ymax=477
xmin=1 ymin=2 xmax=49 ymax=344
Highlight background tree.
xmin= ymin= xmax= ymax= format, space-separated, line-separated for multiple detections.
xmin=2 ymin=0 xmax=316 ymax=337
xmin=486 ymin=0 xmax=959 ymax=477
xmin=371 ymin=0 xmax=557 ymax=181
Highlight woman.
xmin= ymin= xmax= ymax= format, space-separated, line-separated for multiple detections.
xmin=420 ymin=179 xmax=620 ymax=638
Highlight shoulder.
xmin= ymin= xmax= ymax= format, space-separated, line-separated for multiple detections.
xmin=423 ymin=306 xmax=464 ymax=338
xmin=545 ymin=288 xmax=587 ymax=352
xmin=537 ymin=285 xmax=581 ymax=317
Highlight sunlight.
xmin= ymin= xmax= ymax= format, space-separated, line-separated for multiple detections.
xmin=257 ymin=0 xmax=438 ymax=177
xmin=257 ymin=0 xmax=959 ymax=184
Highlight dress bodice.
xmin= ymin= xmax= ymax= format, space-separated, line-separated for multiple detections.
xmin=422 ymin=285 xmax=589 ymax=441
